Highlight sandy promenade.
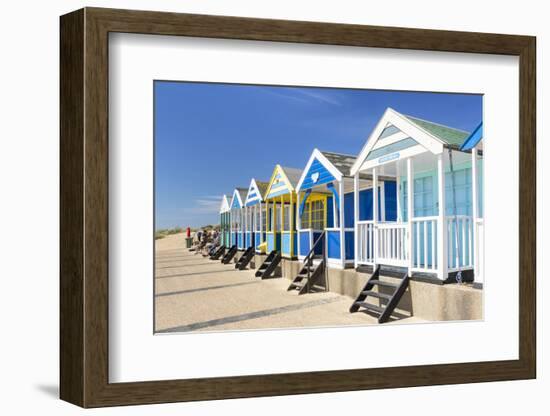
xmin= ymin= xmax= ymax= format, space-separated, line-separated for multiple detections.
xmin=155 ymin=233 xmax=420 ymax=333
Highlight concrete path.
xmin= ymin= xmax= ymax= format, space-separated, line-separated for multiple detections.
xmin=155 ymin=233 xmax=420 ymax=333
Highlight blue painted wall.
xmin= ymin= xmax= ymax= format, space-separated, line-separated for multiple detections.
xmin=384 ymin=181 xmax=397 ymax=221
xmin=344 ymin=192 xmax=354 ymax=228
xmin=300 ymin=158 xmax=336 ymax=190
xmin=327 ymin=230 xmax=340 ymax=259
xmin=254 ymin=232 xmax=265 ymax=250
xmin=267 ymin=233 xmax=275 ymax=252
xmin=299 ymin=231 xmax=310 ymax=256
xmin=238 ymin=233 xmax=244 ymax=249
xmin=245 ymin=231 xmax=253 ymax=247
xmin=345 ymin=231 xmax=354 ymax=260
xmin=326 ymin=196 xmax=334 ymax=227
xmin=281 ymin=232 xmax=296 ymax=257
xmin=313 ymin=231 xmax=323 ymax=255
xmin=357 ymin=182 xmax=397 ymax=222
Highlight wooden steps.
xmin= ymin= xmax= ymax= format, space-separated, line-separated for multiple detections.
xmin=287 ymin=231 xmax=326 ymax=295
xmin=235 ymin=246 xmax=254 ymax=270
xmin=209 ymin=245 xmax=226 ymax=260
xmin=350 ymin=265 xmax=410 ymax=323
xmin=221 ymin=245 xmax=238 ymax=264
xmin=254 ymin=250 xmax=282 ymax=279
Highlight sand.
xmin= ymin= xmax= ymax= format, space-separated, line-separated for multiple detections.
xmin=154 ymin=232 xmax=421 ymax=333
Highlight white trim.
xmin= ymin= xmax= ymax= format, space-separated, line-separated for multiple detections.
xmin=407 ymin=158 xmax=414 ymax=275
xmin=396 ymin=162 xmax=402 ymax=222
xmin=295 ymin=148 xmax=344 ymax=192
xmin=353 ymin=172 xmax=359 ymax=269
xmin=360 ymin=143 xmax=428 ymax=170
xmin=244 ymin=178 xmax=265 ymax=206
xmin=338 ymin=180 xmax=345 ymax=265
xmin=437 ymin=153 xmax=448 ymax=280
xmin=372 ymin=167 xmax=378 ymax=269
xmin=219 ymin=194 xmax=230 ymax=214
xmin=371 ymin=131 xmax=410 ymax=150
xmin=379 ymin=181 xmax=386 ymax=222
xmin=350 ymin=108 xmax=445 ymax=175
xmin=230 ymin=188 xmax=244 ymax=209
xmin=471 ymin=147 xmax=480 ymax=284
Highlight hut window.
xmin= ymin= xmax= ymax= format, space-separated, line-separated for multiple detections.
xmin=310 ymin=200 xmax=325 ymax=229
xmin=301 ymin=199 xmax=325 ymax=229
xmin=267 ymin=206 xmax=272 ymax=231
xmin=282 ymin=205 xmax=291 ymax=231
xmin=445 ymin=168 xmax=472 ymax=216
xmin=255 ymin=207 xmax=260 ymax=231
xmin=301 ymin=203 xmax=311 ymax=229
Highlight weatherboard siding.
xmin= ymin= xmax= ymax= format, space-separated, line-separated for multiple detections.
xmin=300 ymin=158 xmax=337 ymax=190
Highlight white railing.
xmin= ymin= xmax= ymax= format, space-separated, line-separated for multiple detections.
xmin=356 ymin=215 xmax=476 ymax=277
xmin=446 ymin=215 xmax=474 ymax=271
xmin=357 ymin=220 xmax=375 ymax=264
xmin=411 ymin=216 xmax=438 ymax=272
xmin=376 ymin=222 xmax=408 ymax=267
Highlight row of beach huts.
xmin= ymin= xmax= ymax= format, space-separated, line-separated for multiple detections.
xmin=210 ymin=108 xmax=484 ymax=322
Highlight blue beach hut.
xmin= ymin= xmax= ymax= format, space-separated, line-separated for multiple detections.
xmin=244 ymin=179 xmax=269 ymax=253
xmin=219 ymin=194 xmax=231 ymax=247
xmin=295 ymin=149 xmax=397 ymax=269
xmin=229 ymin=188 xmax=248 ymax=250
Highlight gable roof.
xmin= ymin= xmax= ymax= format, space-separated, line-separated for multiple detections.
xmin=219 ymin=194 xmax=230 ymax=213
xmin=245 ymin=179 xmax=269 ymax=206
xmin=230 ymin=188 xmax=248 ymax=209
xmin=404 ymin=115 xmax=470 ymax=147
xmin=296 ymin=149 xmax=356 ymax=191
xmin=264 ymin=165 xmax=303 ymax=199
xmin=350 ymin=108 xmax=469 ymax=175
xmin=319 ymin=151 xmax=356 ymax=174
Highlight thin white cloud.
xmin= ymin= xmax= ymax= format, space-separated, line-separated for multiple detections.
xmin=190 ymin=196 xmax=223 ymax=214
xmin=293 ymin=89 xmax=343 ymax=106
xmin=259 ymin=87 xmax=311 ymax=104
xmin=258 ymin=86 xmax=343 ymax=106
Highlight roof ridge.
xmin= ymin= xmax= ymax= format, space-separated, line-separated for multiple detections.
xmin=403 ymin=113 xmax=469 ymax=134
xmin=318 ymin=150 xmax=357 ymax=158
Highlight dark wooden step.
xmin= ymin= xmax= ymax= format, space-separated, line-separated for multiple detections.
xmin=361 ymin=290 xmax=392 ymax=301
xmin=369 ymin=279 xmax=398 ymax=289
xmin=353 ymin=301 xmax=384 ymax=314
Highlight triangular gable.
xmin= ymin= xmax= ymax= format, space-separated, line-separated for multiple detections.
xmin=296 ymin=149 xmax=343 ymax=192
xmin=265 ymin=165 xmax=296 ymax=199
xmin=350 ymin=108 xmax=445 ymax=175
xmin=219 ymin=194 xmax=230 ymax=213
xmin=230 ymin=188 xmax=245 ymax=209
xmin=245 ymin=179 xmax=268 ymax=206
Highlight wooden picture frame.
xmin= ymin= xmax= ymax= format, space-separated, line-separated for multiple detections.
xmin=60 ymin=7 xmax=536 ymax=408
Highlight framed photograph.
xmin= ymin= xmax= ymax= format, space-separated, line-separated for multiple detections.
xmin=60 ymin=7 xmax=536 ymax=408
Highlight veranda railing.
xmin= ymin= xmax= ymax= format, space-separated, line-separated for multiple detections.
xmin=357 ymin=215 xmax=476 ymax=276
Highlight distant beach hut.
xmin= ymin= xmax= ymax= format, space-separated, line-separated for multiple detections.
xmin=230 ymin=188 xmax=248 ymax=250
xmin=263 ymin=165 xmax=303 ymax=258
xmin=219 ymin=194 xmax=231 ymax=247
xmin=295 ymin=149 xmax=396 ymax=269
xmin=244 ymin=179 xmax=269 ymax=253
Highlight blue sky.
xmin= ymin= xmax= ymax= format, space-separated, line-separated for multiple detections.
xmin=155 ymin=81 xmax=482 ymax=229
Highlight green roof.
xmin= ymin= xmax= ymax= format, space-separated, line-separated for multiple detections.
xmin=404 ymin=115 xmax=469 ymax=147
